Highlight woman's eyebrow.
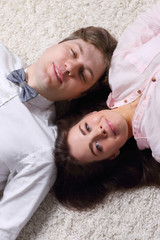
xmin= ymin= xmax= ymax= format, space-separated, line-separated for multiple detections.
xmin=89 ymin=142 xmax=97 ymax=156
xmin=79 ymin=124 xmax=97 ymax=156
xmin=79 ymin=124 xmax=86 ymax=135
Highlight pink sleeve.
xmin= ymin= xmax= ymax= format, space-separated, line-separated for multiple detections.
xmin=115 ymin=1 xmax=160 ymax=54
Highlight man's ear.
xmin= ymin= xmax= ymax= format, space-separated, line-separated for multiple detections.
xmin=109 ymin=150 xmax=120 ymax=160
xmin=67 ymin=92 xmax=87 ymax=101
xmin=80 ymin=92 xmax=87 ymax=97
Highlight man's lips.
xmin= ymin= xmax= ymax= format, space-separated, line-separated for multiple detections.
xmin=106 ymin=118 xmax=116 ymax=136
xmin=53 ymin=64 xmax=63 ymax=84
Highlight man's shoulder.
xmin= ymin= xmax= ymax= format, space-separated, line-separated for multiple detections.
xmin=0 ymin=42 xmax=25 ymax=76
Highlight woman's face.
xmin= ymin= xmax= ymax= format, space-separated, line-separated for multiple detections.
xmin=67 ymin=110 xmax=129 ymax=163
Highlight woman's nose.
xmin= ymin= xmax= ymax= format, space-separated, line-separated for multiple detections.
xmin=91 ymin=125 xmax=107 ymax=140
xmin=98 ymin=125 xmax=107 ymax=136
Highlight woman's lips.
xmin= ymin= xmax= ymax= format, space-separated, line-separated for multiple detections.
xmin=53 ymin=64 xmax=63 ymax=84
xmin=106 ymin=118 xmax=116 ymax=136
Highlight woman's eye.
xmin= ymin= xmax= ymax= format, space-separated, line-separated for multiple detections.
xmin=96 ymin=142 xmax=102 ymax=152
xmin=71 ymin=49 xmax=77 ymax=58
xmin=85 ymin=122 xmax=91 ymax=132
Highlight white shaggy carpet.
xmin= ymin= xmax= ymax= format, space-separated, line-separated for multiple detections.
xmin=1 ymin=0 xmax=160 ymax=239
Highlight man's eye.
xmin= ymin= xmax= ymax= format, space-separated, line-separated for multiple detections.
xmin=71 ymin=49 xmax=77 ymax=58
xmin=85 ymin=123 xmax=91 ymax=132
xmin=81 ymin=71 xmax=86 ymax=82
xmin=96 ymin=142 xmax=102 ymax=152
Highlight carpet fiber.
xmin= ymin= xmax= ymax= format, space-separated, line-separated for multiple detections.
xmin=0 ymin=0 xmax=159 ymax=239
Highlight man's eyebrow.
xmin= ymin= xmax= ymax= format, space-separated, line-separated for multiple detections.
xmin=79 ymin=124 xmax=97 ymax=156
xmin=75 ymin=42 xmax=94 ymax=80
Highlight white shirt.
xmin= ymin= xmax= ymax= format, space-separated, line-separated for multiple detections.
xmin=107 ymin=1 xmax=160 ymax=162
xmin=0 ymin=42 xmax=57 ymax=240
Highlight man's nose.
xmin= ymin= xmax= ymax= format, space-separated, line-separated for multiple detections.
xmin=65 ymin=60 xmax=82 ymax=76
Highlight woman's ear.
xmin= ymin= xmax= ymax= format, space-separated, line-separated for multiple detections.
xmin=109 ymin=150 xmax=120 ymax=160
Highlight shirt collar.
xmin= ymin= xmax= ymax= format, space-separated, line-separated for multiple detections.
xmin=24 ymin=67 xmax=54 ymax=110
xmin=28 ymin=94 xmax=54 ymax=110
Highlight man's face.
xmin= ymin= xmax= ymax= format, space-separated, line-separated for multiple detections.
xmin=28 ymin=39 xmax=106 ymax=101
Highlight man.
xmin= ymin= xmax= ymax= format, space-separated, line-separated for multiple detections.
xmin=0 ymin=26 xmax=117 ymax=240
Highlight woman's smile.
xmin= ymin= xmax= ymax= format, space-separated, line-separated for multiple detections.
xmin=105 ymin=118 xmax=116 ymax=136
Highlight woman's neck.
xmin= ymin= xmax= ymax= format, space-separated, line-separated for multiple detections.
xmin=111 ymin=97 xmax=141 ymax=139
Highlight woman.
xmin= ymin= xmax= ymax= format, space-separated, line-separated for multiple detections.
xmin=0 ymin=26 xmax=117 ymax=240
xmin=54 ymin=1 xmax=160 ymax=210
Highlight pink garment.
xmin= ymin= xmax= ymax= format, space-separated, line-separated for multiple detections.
xmin=107 ymin=1 xmax=160 ymax=162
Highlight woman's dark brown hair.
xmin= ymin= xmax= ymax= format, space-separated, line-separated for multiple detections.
xmin=54 ymin=124 xmax=141 ymax=210
xmin=53 ymin=98 xmax=160 ymax=210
